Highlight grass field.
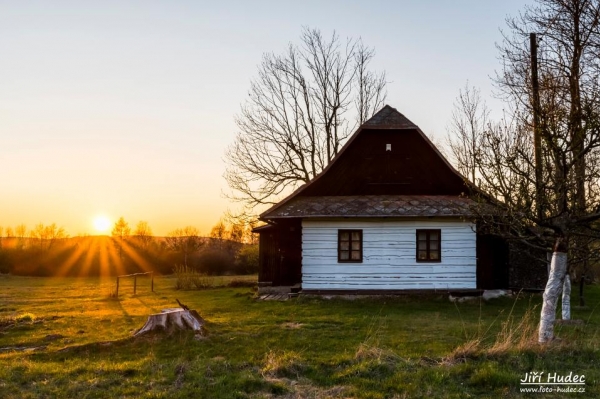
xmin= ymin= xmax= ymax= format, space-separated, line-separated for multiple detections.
xmin=1 ymin=275 xmax=599 ymax=398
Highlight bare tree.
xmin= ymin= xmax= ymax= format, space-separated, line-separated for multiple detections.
xmin=228 ymin=223 xmax=244 ymax=244
xmin=224 ymin=209 xmax=260 ymax=244
xmin=111 ymin=217 xmax=131 ymax=260
xmin=133 ymin=221 xmax=154 ymax=249
xmin=446 ymin=85 xmax=490 ymax=184
xmin=5 ymin=227 xmax=14 ymax=239
xmin=166 ymin=226 xmax=203 ymax=267
xmin=225 ymin=27 xmax=387 ymax=208
xmin=209 ymin=219 xmax=228 ymax=252
xmin=30 ymin=224 xmax=46 ymax=250
xmin=29 ymin=223 xmax=67 ymax=251
xmin=458 ymin=0 xmax=600 ymax=343
xmin=15 ymin=224 xmax=27 ymax=250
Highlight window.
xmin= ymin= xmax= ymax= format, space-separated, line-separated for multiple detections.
xmin=416 ymin=229 xmax=441 ymax=262
xmin=338 ymin=230 xmax=362 ymax=262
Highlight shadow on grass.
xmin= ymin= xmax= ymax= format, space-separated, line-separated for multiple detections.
xmin=133 ymin=295 xmax=162 ymax=314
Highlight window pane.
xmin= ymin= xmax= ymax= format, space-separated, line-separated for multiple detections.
xmin=340 ymin=242 xmax=349 ymax=251
xmin=430 ymin=251 xmax=439 ymax=260
xmin=430 ymin=232 xmax=439 ymax=241
xmin=351 ymin=231 xmax=360 ymax=241
xmin=340 ymin=251 xmax=349 ymax=260
xmin=418 ymin=232 xmax=426 ymax=241
xmin=351 ymin=241 xmax=361 ymax=250
xmin=340 ymin=232 xmax=349 ymax=241
xmin=418 ymin=251 xmax=428 ymax=260
xmin=351 ymin=251 xmax=361 ymax=260
xmin=418 ymin=241 xmax=427 ymax=251
xmin=430 ymin=241 xmax=439 ymax=251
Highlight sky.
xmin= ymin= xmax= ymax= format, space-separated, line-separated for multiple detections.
xmin=0 ymin=0 xmax=532 ymax=236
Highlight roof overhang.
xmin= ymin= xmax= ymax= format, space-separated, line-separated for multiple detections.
xmin=263 ymin=195 xmax=479 ymax=220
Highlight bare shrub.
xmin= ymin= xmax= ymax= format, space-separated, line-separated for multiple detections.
xmin=173 ymin=264 xmax=204 ymax=290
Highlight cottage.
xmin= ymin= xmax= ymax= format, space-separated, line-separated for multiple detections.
xmin=255 ymin=105 xmax=511 ymax=294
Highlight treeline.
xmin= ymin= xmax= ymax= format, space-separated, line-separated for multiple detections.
xmin=0 ymin=219 xmax=258 ymax=277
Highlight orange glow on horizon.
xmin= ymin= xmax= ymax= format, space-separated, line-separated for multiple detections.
xmin=41 ymin=236 xmax=161 ymax=277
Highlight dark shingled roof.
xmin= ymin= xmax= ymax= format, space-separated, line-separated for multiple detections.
xmin=264 ymin=195 xmax=476 ymax=219
xmin=362 ymin=105 xmax=418 ymax=129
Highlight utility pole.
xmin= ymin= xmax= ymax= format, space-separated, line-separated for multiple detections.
xmin=530 ymin=33 xmax=543 ymax=221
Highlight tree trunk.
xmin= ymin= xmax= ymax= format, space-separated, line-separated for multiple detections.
xmin=561 ymin=275 xmax=571 ymax=320
xmin=539 ymin=243 xmax=567 ymax=343
xmin=134 ymin=308 xmax=204 ymax=337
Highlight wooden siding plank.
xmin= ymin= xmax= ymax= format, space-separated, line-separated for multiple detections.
xmin=302 ymin=242 xmax=476 ymax=251
xmin=301 ymin=219 xmax=476 ymax=290
xmin=302 ymin=282 xmax=477 ymax=290
xmin=301 ymin=265 xmax=476 ymax=274
xmin=302 ymin=258 xmax=476 ymax=267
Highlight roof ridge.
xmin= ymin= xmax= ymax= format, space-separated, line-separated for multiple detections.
xmin=362 ymin=104 xmax=418 ymax=129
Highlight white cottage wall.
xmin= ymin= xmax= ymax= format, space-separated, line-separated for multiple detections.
xmin=301 ymin=219 xmax=476 ymax=290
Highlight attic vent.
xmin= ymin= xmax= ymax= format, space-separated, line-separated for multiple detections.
xmin=386 ymin=144 xmax=391 ymax=151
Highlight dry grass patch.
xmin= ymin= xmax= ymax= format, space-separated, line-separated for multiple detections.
xmin=280 ymin=322 xmax=303 ymax=329
xmin=261 ymin=380 xmax=348 ymax=399
xmin=487 ymin=306 xmax=539 ymax=355
xmin=0 ymin=313 xmax=40 ymax=331
xmin=446 ymin=338 xmax=482 ymax=363
xmin=448 ymin=304 xmax=543 ymax=362
xmin=355 ymin=342 xmax=401 ymax=364
xmin=262 ymin=350 xmax=306 ymax=379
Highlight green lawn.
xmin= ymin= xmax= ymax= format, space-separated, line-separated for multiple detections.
xmin=0 ymin=275 xmax=599 ymax=398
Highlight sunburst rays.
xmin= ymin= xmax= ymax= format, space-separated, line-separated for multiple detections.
xmin=52 ymin=240 xmax=87 ymax=277
xmin=120 ymin=240 xmax=154 ymax=273
xmin=22 ymin=235 xmax=161 ymax=277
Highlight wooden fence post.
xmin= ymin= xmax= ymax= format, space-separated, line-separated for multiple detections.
xmin=115 ymin=272 xmax=153 ymax=297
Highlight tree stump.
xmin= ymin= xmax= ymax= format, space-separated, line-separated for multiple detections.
xmin=134 ymin=307 xmax=205 ymax=337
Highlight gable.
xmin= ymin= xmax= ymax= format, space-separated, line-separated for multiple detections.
xmin=300 ymin=128 xmax=466 ymax=196
xmin=261 ymin=105 xmax=470 ymax=220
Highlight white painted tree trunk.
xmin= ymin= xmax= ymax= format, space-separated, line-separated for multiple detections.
xmin=562 ymin=275 xmax=571 ymax=320
xmin=539 ymin=251 xmax=567 ymax=343
xmin=134 ymin=308 xmax=204 ymax=336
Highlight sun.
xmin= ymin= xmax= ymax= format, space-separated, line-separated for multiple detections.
xmin=93 ymin=215 xmax=111 ymax=233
